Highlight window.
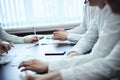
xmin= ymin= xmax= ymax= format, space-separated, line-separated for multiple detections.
xmin=0 ymin=0 xmax=84 ymax=32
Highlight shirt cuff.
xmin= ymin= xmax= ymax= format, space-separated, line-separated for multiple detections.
xmin=67 ymin=34 xmax=82 ymax=42
xmin=17 ymin=37 xmax=25 ymax=43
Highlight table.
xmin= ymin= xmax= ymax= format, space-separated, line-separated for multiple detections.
xmin=0 ymin=37 xmax=74 ymax=80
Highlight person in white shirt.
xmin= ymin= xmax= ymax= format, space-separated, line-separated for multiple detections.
xmin=67 ymin=0 xmax=120 ymax=56
xmin=18 ymin=0 xmax=120 ymax=80
xmin=21 ymin=40 xmax=120 ymax=80
xmin=52 ymin=1 xmax=97 ymax=43
xmin=0 ymin=24 xmax=40 ymax=54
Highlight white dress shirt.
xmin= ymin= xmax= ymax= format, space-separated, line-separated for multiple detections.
xmin=66 ymin=4 xmax=97 ymax=42
xmin=60 ymin=40 xmax=120 ymax=80
xmin=48 ymin=4 xmax=120 ymax=80
xmin=69 ymin=5 xmax=120 ymax=55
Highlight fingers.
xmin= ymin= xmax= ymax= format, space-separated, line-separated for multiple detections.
xmin=24 ymin=36 xmax=40 ymax=43
xmin=53 ymin=28 xmax=65 ymax=39
xmin=18 ymin=61 xmax=31 ymax=69
xmin=53 ymin=36 xmax=59 ymax=40
xmin=52 ymin=36 xmax=59 ymax=40
xmin=10 ymin=44 xmax=14 ymax=48
xmin=0 ymin=43 xmax=12 ymax=53
xmin=35 ymin=36 xmax=39 ymax=41
xmin=53 ymin=32 xmax=58 ymax=36
xmin=53 ymin=31 xmax=67 ymax=40
xmin=18 ymin=60 xmax=35 ymax=72
xmin=0 ymin=46 xmax=5 ymax=53
xmin=0 ymin=50 xmax=5 ymax=54
xmin=31 ymin=36 xmax=39 ymax=43
xmin=4 ymin=44 xmax=12 ymax=51
xmin=21 ymin=67 xmax=32 ymax=72
xmin=52 ymin=32 xmax=58 ymax=40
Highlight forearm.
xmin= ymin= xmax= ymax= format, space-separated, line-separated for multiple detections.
xmin=67 ymin=18 xmax=87 ymax=34
xmin=61 ymin=43 xmax=120 ymax=80
xmin=66 ymin=12 xmax=87 ymax=42
xmin=59 ymin=58 xmax=114 ymax=80
xmin=49 ymin=54 xmax=99 ymax=72
xmin=68 ymin=24 xmax=98 ymax=55
xmin=68 ymin=36 xmax=97 ymax=55
xmin=0 ymin=30 xmax=24 ymax=43
xmin=67 ymin=33 xmax=84 ymax=42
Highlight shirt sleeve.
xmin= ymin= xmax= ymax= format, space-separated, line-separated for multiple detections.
xmin=0 ymin=27 xmax=24 ymax=43
xmin=68 ymin=19 xmax=98 ymax=55
xmin=49 ymin=53 xmax=99 ymax=72
xmin=48 ymin=17 xmax=99 ymax=71
xmin=68 ymin=6 xmax=120 ymax=56
xmin=67 ymin=18 xmax=87 ymax=34
xmin=67 ymin=33 xmax=84 ymax=43
xmin=49 ymin=8 xmax=120 ymax=73
xmin=66 ymin=4 xmax=88 ymax=42
xmin=60 ymin=41 xmax=120 ymax=80
xmin=66 ymin=18 xmax=87 ymax=42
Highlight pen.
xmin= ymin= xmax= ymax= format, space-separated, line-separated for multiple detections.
xmin=33 ymin=27 xmax=39 ymax=41
xmin=33 ymin=27 xmax=36 ymax=35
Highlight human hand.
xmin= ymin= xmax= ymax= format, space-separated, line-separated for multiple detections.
xmin=24 ymin=36 xmax=40 ymax=43
xmin=24 ymin=71 xmax=62 ymax=80
xmin=68 ymin=51 xmax=79 ymax=57
xmin=24 ymin=74 xmax=45 ymax=80
xmin=52 ymin=31 xmax=68 ymax=40
xmin=0 ymin=42 xmax=13 ymax=54
xmin=18 ymin=59 xmax=48 ymax=73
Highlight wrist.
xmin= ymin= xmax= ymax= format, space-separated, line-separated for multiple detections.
xmin=24 ymin=38 xmax=28 ymax=43
xmin=37 ymin=62 xmax=49 ymax=74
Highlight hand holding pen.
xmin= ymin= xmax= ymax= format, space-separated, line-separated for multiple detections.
xmin=24 ymin=27 xmax=40 ymax=43
xmin=32 ymin=27 xmax=44 ymax=43
xmin=32 ymin=27 xmax=39 ymax=43
xmin=33 ymin=27 xmax=37 ymax=36
xmin=24 ymin=36 xmax=39 ymax=43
